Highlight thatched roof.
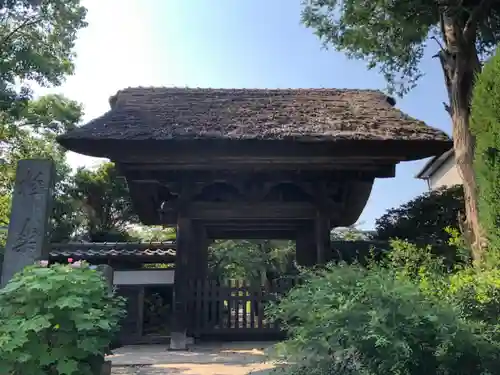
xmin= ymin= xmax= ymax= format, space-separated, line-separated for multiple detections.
xmin=57 ymin=87 xmax=450 ymax=157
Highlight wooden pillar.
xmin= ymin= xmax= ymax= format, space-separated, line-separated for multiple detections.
xmin=1 ymin=159 xmax=55 ymax=287
xmin=170 ymin=216 xmax=192 ymax=350
xmin=315 ymin=212 xmax=331 ymax=265
xmin=295 ymin=222 xmax=316 ymax=266
xmin=192 ymin=221 xmax=209 ymax=280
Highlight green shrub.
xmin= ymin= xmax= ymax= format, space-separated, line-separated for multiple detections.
xmin=384 ymin=239 xmax=448 ymax=276
xmin=0 ymin=261 xmax=126 ymax=375
xmin=470 ymin=46 xmax=500 ymax=255
xmin=374 ymin=185 xmax=464 ymax=246
xmin=381 ymin=240 xmax=450 ymax=300
xmin=267 ymin=263 xmax=500 ymax=375
xmin=447 ymin=267 xmax=500 ymax=327
xmin=385 ymin=240 xmax=500 ymax=330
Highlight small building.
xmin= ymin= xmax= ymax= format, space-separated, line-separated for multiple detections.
xmin=415 ymin=149 xmax=462 ymax=190
xmin=56 ymin=87 xmax=451 ymax=346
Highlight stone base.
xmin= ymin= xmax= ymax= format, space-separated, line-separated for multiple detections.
xmin=169 ymin=331 xmax=188 ymax=351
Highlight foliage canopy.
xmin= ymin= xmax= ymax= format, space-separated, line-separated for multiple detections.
xmin=374 ymin=185 xmax=464 ymax=245
xmin=470 ymin=46 xmax=500 ymax=255
xmin=0 ymin=0 xmax=87 ymax=114
xmin=301 ymin=0 xmax=500 ymax=96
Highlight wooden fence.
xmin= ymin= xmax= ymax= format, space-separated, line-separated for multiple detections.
xmin=184 ymin=277 xmax=299 ymax=339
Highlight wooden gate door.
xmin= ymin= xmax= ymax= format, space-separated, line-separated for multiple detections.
xmin=185 ymin=278 xmax=298 ymax=340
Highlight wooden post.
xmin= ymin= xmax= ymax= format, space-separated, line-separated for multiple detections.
xmin=192 ymin=221 xmax=209 ymax=280
xmin=169 ymin=216 xmax=192 ymax=350
xmin=295 ymin=223 xmax=316 ymax=266
xmin=315 ymin=212 xmax=330 ymax=265
xmin=1 ymin=159 xmax=55 ymax=287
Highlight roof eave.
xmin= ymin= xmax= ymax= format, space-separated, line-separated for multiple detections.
xmin=415 ymin=148 xmax=454 ymax=179
xmin=56 ymin=137 xmax=453 ymax=162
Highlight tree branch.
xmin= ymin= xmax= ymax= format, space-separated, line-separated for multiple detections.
xmin=431 ymin=36 xmax=445 ymax=53
xmin=0 ymin=15 xmax=43 ymax=48
xmin=463 ymin=0 xmax=493 ymax=44
xmin=443 ymin=102 xmax=452 ymax=115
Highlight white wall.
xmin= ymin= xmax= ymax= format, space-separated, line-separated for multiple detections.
xmin=429 ymin=156 xmax=462 ymax=190
xmin=113 ymin=269 xmax=175 ymax=285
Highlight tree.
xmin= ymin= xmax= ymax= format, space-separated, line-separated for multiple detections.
xmin=0 ymin=95 xmax=80 ymax=193
xmin=470 ymin=47 xmax=500 ymax=257
xmin=208 ymin=240 xmax=297 ymax=284
xmin=301 ymin=0 xmax=500 ymax=261
xmin=0 ymin=0 xmax=87 ymax=116
xmin=330 ymin=223 xmax=373 ymax=241
xmin=128 ymin=226 xmax=176 ymax=242
xmin=70 ymin=163 xmax=139 ymax=241
xmin=0 ymin=95 xmax=84 ymax=244
xmin=374 ymin=185 xmax=465 ymax=245
xmin=0 ymin=0 xmax=87 ymax=245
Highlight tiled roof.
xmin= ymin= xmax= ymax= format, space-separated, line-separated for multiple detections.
xmin=49 ymin=242 xmax=176 ymax=259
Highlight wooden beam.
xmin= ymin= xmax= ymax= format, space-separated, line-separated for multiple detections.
xmin=202 ymin=219 xmax=307 ymax=228
xmin=182 ymin=202 xmax=318 ymax=220
xmin=206 ymin=228 xmax=297 ymax=240
xmin=202 ymin=218 xmax=306 ymax=239
xmin=119 ymin=167 xmax=395 ymax=182
xmin=105 ymin=138 xmax=450 ymax=162
xmin=119 ymin=160 xmax=397 ymax=176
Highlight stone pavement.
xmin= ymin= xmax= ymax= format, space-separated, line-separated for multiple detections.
xmin=108 ymin=342 xmax=286 ymax=375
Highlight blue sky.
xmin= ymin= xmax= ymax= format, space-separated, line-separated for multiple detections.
xmin=41 ymin=0 xmax=452 ymax=229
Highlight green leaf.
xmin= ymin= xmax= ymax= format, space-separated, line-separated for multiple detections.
xmin=16 ymin=351 xmax=33 ymax=363
xmin=96 ymin=319 xmax=111 ymax=330
xmin=74 ymin=319 xmax=97 ymax=331
xmin=77 ymin=337 xmax=101 ymax=353
xmin=55 ymin=295 xmax=85 ymax=309
xmin=56 ymin=358 xmax=80 ymax=375
xmin=19 ymin=315 xmax=52 ymax=332
xmin=37 ymin=347 xmax=56 ymax=366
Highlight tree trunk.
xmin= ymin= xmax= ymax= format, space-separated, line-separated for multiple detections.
xmin=439 ymin=9 xmax=487 ymax=263
xmin=452 ymin=101 xmax=485 ymax=261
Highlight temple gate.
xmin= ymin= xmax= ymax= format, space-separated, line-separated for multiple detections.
xmin=56 ymin=87 xmax=451 ymax=349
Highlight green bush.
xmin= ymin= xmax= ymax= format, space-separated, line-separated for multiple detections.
xmin=384 ymin=239 xmax=500 ymax=330
xmin=384 ymin=239 xmax=448 ymax=276
xmin=447 ymin=267 xmax=500 ymax=327
xmin=374 ymin=185 xmax=464 ymax=246
xmin=0 ymin=261 xmax=126 ymax=375
xmin=470 ymin=45 xmax=500 ymax=254
xmin=267 ymin=263 xmax=500 ymax=375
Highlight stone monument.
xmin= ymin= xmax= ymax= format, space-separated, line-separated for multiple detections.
xmin=1 ymin=159 xmax=55 ymax=287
